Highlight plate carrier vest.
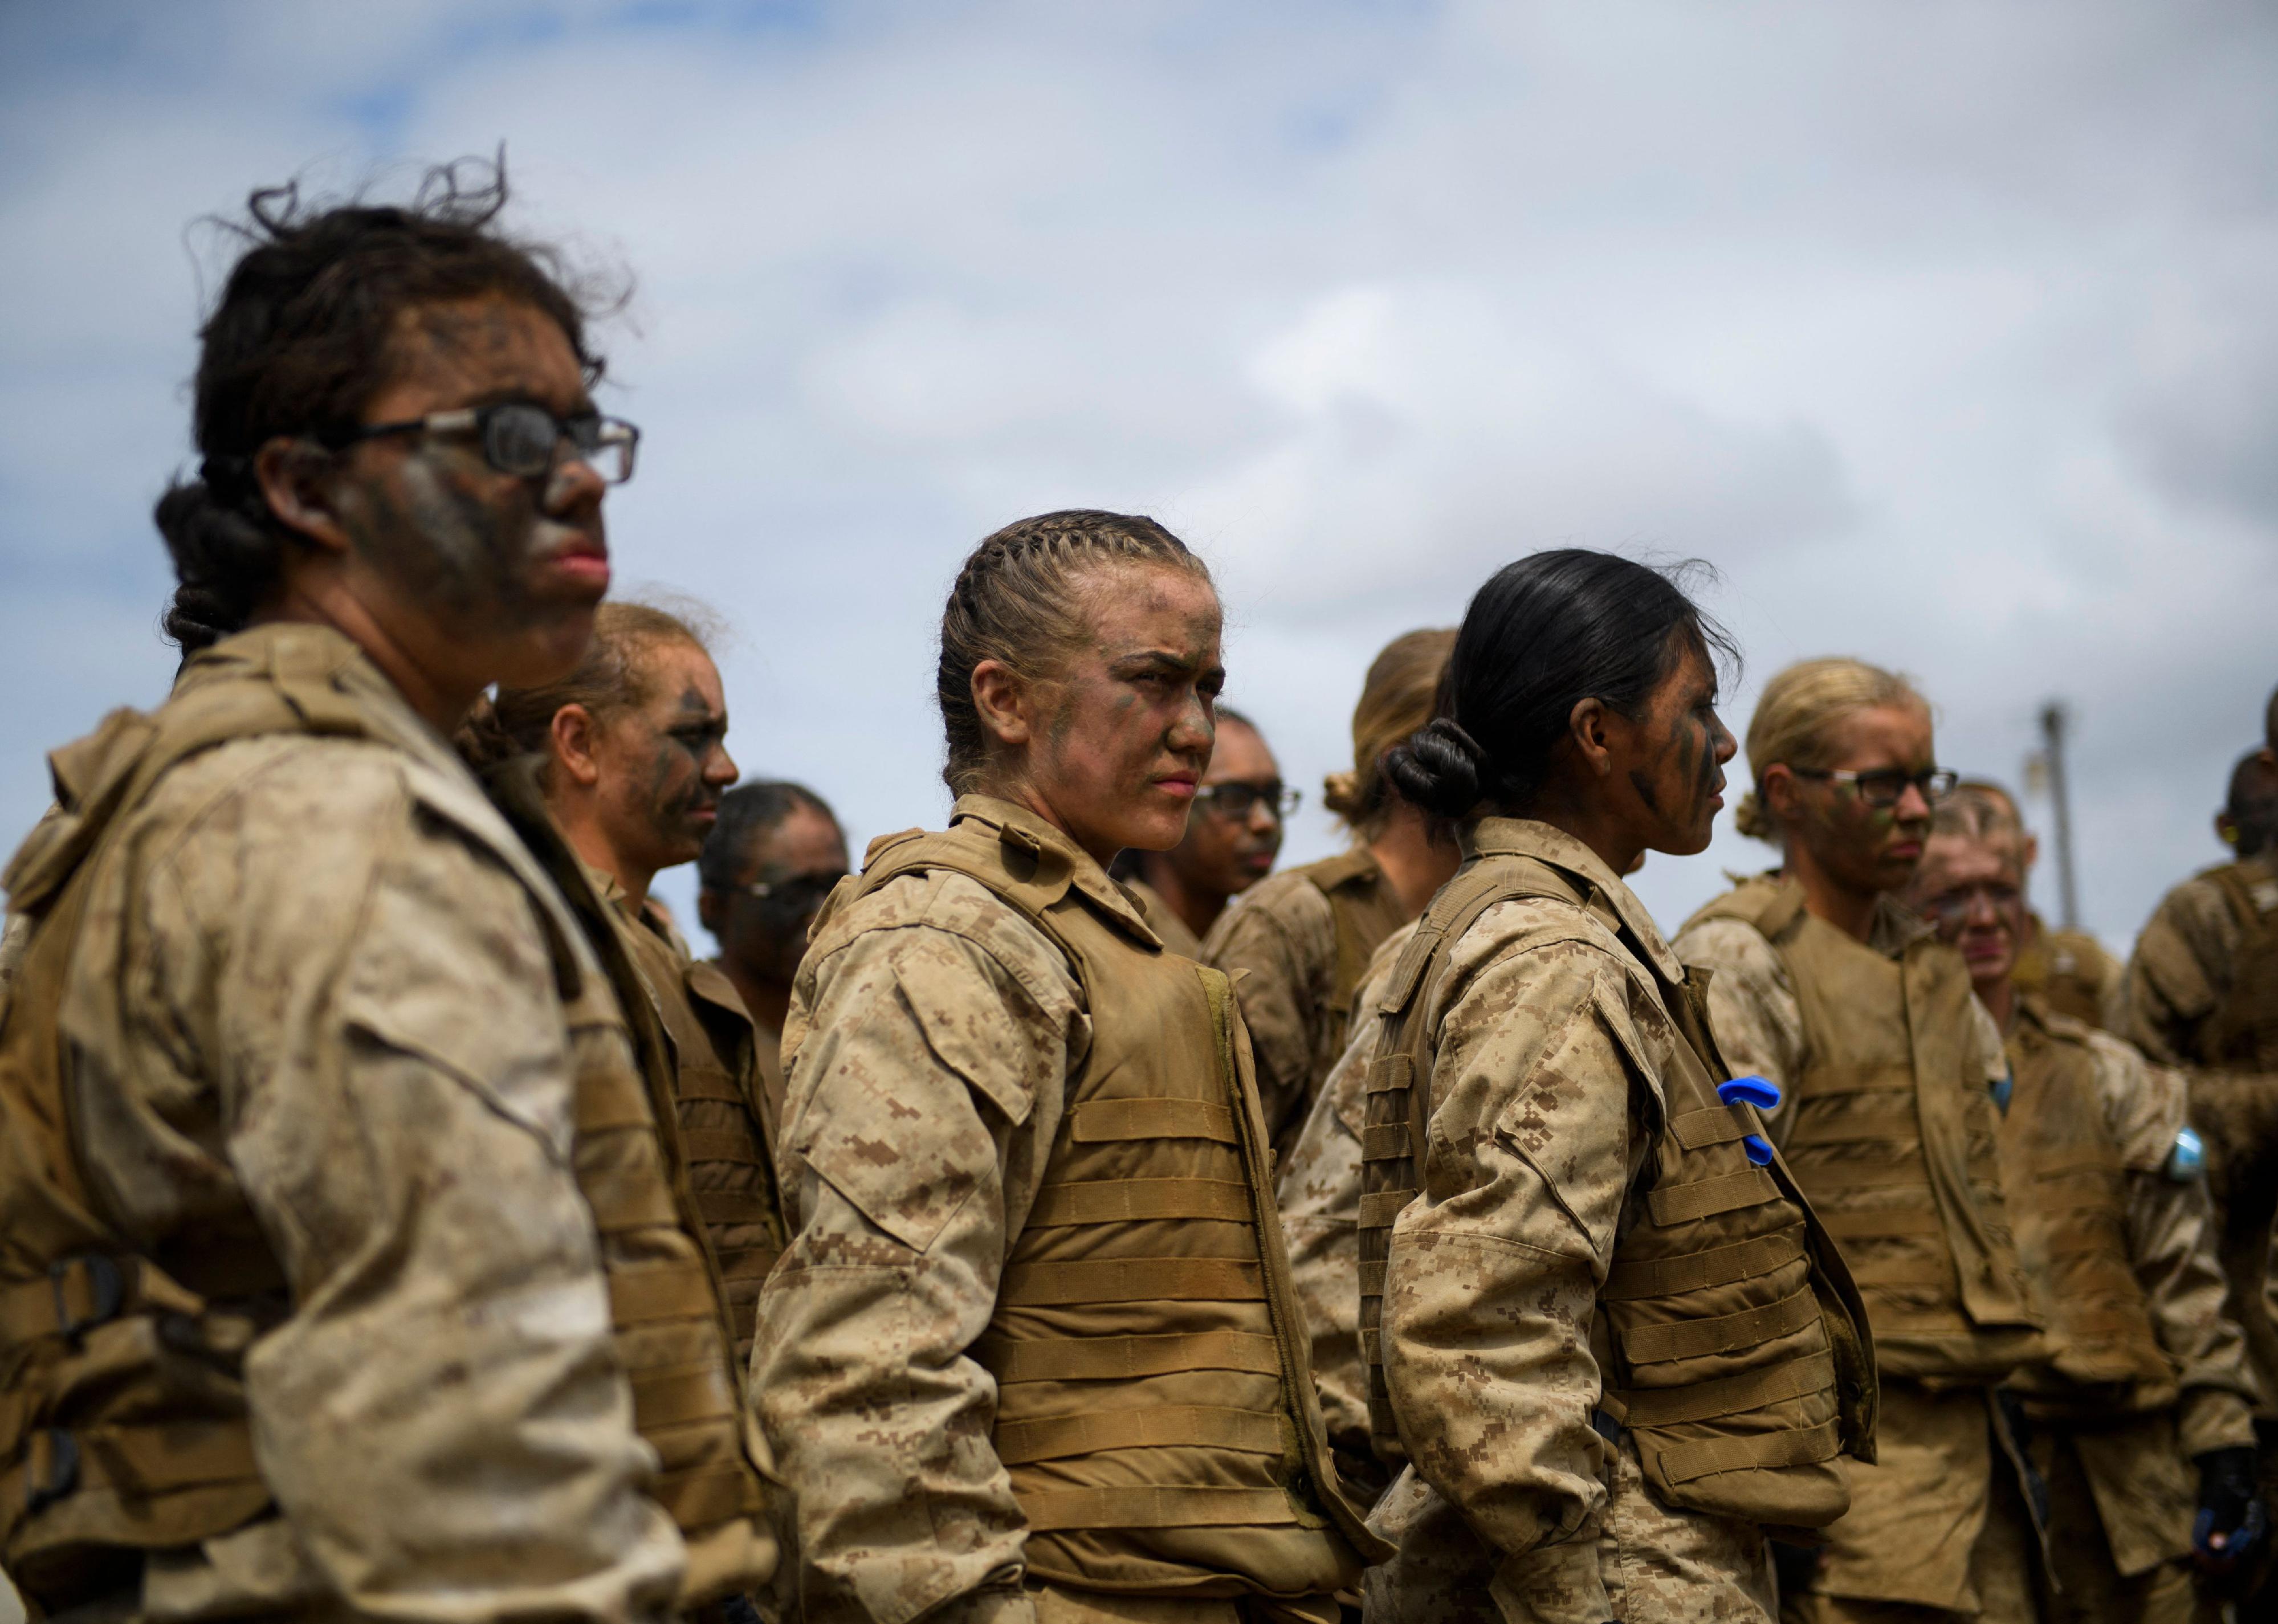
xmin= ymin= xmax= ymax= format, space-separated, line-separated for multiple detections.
xmin=0 ymin=638 xmax=771 ymax=1612
xmin=609 ymin=907 xmax=786 ymax=1368
xmin=1683 ymin=876 xmax=2043 ymax=1382
xmin=1301 ymin=849 xmax=1410 ymax=1038
xmin=828 ymin=806 xmax=1381 ymax=1596
xmin=1999 ymin=998 xmax=2174 ymax=1416
xmin=2202 ymin=860 xmax=2278 ymax=1072
xmin=1358 ymin=839 xmax=1876 ymax=1529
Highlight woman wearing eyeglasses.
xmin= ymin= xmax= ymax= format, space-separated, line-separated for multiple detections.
xmin=1674 ymin=658 xmax=2048 ymax=1624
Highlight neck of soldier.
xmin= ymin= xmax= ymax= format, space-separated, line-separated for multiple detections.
xmin=1138 ymin=851 xmax=1229 ymax=942
xmin=1782 ymin=831 xmax=1881 ymax=944
xmin=256 ymin=576 xmax=483 ymax=736
xmin=1368 ymin=801 xmax=1461 ymax=920
xmin=555 ymin=795 xmax=659 ymax=912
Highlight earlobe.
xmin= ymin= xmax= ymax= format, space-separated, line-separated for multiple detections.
xmin=252 ymin=436 xmax=353 ymax=553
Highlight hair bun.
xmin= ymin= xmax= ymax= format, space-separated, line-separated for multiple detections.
xmin=1382 ymin=716 xmax=1485 ymax=820
xmin=1321 ymin=770 xmax=1362 ymax=820
xmin=1733 ymin=788 xmax=1774 ymax=842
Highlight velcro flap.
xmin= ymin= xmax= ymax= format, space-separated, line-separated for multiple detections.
xmin=1364 ymin=1054 xmax=1415 ymax=1095
xmin=1669 ymin=1107 xmax=1750 ymax=1151
xmin=998 ymin=1256 xmax=1264 ymax=1306
xmin=1646 ymin=1168 xmax=1779 ymax=1226
xmin=1621 ymin=1286 xmax=1820 ymax=1364
xmin=1358 ymin=1189 xmax=1418 ymax=1229
xmin=980 ymin=1329 xmax=1280 ymax=1382
xmin=1015 ymin=1484 xmax=1300 ymax=1532
xmin=1603 ymin=1225 xmax=1806 ymax=1301
xmin=1073 ymin=1098 xmax=1236 ymax=1144
xmin=1616 ymin=1349 xmax=1836 ymax=1430
xmin=1655 ymin=1418 xmax=1840 ymax=1486
xmin=996 ymin=1404 xmax=1286 ymax=1465
xmin=1360 ymin=1123 xmax=1412 ymax=1161
xmin=1026 ymin=1177 xmax=1254 ymax=1227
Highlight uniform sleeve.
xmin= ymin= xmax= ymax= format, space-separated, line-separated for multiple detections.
xmin=1676 ymin=917 xmax=1807 ymax=1143
xmin=1204 ymin=881 xmax=1331 ymax=1157
xmin=2087 ymin=1037 xmax=2263 ymax=1454
xmin=1380 ymin=928 xmax=1645 ymax=1624
xmin=2120 ymin=882 xmax=2235 ymax=1066
xmin=104 ymin=747 xmax=684 ymax=1624
xmin=753 ymin=892 xmax=1084 ymax=1624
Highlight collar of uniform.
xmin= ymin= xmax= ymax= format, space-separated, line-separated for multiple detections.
xmin=946 ymin=793 xmax=1158 ymax=942
xmin=1464 ymin=817 xmax=1688 ymax=984
xmin=183 ymin=622 xmax=471 ymax=782
xmin=1746 ymin=865 xmax=1935 ymax=961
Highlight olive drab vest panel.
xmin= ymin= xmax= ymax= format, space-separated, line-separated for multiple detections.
xmin=2204 ymin=862 xmax=2278 ymax=1071
xmin=612 ymin=911 xmax=786 ymax=1368
xmin=479 ymin=769 xmax=774 ymax=1602
xmin=0 ymin=647 xmax=771 ymax=1610
xmin=1686 ymin=878 xmax=2042 ymax=1384
xmin=1304 ymin=848 xmax=1410 ymax=1031
xmin=2000 ymin=1001 xmax=2174 ymax=1414
xmin=1357 ymin=846 xmax=1875 ymax=1530
xmin=837 ymin=810 xmax=1379 ymax=1596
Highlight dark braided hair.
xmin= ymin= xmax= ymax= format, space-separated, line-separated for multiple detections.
xmin=936 ymin=509 xmax=1214 ymax=794
xmin=157 ymin=154 xmax=608 ymax=654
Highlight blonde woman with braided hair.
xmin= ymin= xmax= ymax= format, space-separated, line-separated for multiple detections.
xmin=1674 ymin=658 xmax=2046 ymax=1623
xmin=752 ymin=510 xmax=1382 ymax=1624
xmin=1202 ymin=626 xmax=1461 ymax=1160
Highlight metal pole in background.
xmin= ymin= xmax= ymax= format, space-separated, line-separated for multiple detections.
xmin=2038 ymin=701 xmax=2080 ymax=932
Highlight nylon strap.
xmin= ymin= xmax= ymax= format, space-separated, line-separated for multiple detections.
xmin=1647 ymin=1167 xmax=1779 ymax=1225
xmin=1656 ymin=1418 xmax=1840 ymax=1486
xmin=1026 ymin=1178 xmax=1254 ymax=1227
xmin=629 ymin=1361 xmax=738 ymax=1432
xmin=1783 ymin=1103 xmax=1920 ymax=1146
xmin=1359 ymin=1123 xmax=1412 ymax=1162
xmin=1814 ymin=1202 xmax=1943 ymax=1239
xmin=980 ymin=1329 xmax=1281 ymax=1383
xmin=997 ymin=1257 xmax=1264 ymax=1307
xmin=670 ymin=1072 xmax=748 ymax=1106
xmin=694 ymin=1191 xmax=779 ymax=1226
xmin=1072 ymin=1098 xmax=1236 ymax=1144
xmin=1791 ymin=1063 xmax=1916 ymax=1099
xmin=1363 ymin=1054 xmax=1416 ymax=1095
xmin=995 ymin=1405 xmax=1286 ymax=1465
xmin=1615 ymin=1350 xmax=1837 ymax=1430
xmin=1602 ymin=1226 xmax=1807 ymax=1301
xmin=653 ymin=1459 xmax=765 ymax=1529
xmin=1 ymin=1418 xmax=262 ymax=1507
xmin=681 ymin=1130 xmax=768 ymax=1165
xmin=608 ymin=1260 xmax=719 ymax=1325
xmin=575 ymin=1083 xmax=657 ymax=1133
xmin=1621 ymin=1286 xmax=1820 ymax=1364
xmin=1014 ymin=1484 xmax=1301 ymax=1532
xmin=1857 ymin=1257 xmax=1954 ymax=1288
xmin=1784 ymin=1157 xmax=1928 ymax=1192
xmin=1668 ymin=1107 xmax=1749 ymax=1150
xmin=1358 ymin=1260 xmax=1386 ymax=1297
xmin=581 ymin=1164 xmax=682 ymax=1231
xmin=1357 ymin=1190 xmax=1417 ymax=1227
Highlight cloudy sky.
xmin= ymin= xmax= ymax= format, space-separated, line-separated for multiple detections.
xmin=3 ymin=0 xmax=2274 ymax=951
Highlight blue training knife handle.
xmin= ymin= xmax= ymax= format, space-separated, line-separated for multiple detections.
xmin=1717 ymin=1075 xmax=1781 ymax=1166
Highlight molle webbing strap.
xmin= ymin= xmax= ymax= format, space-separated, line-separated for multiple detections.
xmin=1 ymin=1418 xmax=263 ymax=1515
xmin=1026 ymin=1178 xmax=1254 ymax=1226
xmin=999 ymin=1258 xmax=1264 ymax=1306
xmin=681 ymin=1129 xmax=764 ymax=1162
xmin=1016 ymin=1486 xmax=1302 ymax=1533
xmin=653 ymin=1460 xmax=765 ymax=1529
xmin=995 ymin=1406 xmax=1289 ymax=1466
xmin=1646 ymin=1168 xmax=1779 ymax=1226
xmin=1814 ymin=1202 xmax=1943 ymax=1240
xmin=1602 ymin=1226 xmax=1807 ymax=1301
xmin=629 ymin=1361 xmax=740 ymax=1433
xmin=977 ymin=1330 xmax=1283 ymax=1383
xmin=608 ymin=1260 xmax=719 ymax=1325
xmin=1668 ymin=1108 xmax=1752 ymax=1150
xmin=1790 ymin=1063 xmax=1917 ymax=1100
xmin=1612 ymin=1349 xmax=1838 ymax=1429
xmin=669 ymin=1073 xmax=749 ymax=1107
xmin=1358 ymin=859 xmax=1583 ymax=1451
xmin=1619 ymin=1287 xmax=1819 ymax=1365
xmin=581 ymin=1165 xmax=682 ymax=1231
xmin=1783 ymin=1103 xmax=1921 ymax=1145
xmin=1656 ymin=1419 xmax=1840 ymax=1487
xmin=1071 ymin=1098 xmax=1237 ymax=1143
xmin=692 ymin=1192 xmax=779 ymax=1226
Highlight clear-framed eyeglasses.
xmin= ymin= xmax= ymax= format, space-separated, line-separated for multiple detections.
xmin=327 ymin=402 xmax=640 ymax=485
xmin=1194 ymin=781 xmax=1302 ymax=822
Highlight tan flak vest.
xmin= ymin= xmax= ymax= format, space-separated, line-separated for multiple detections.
xmin=1685 ymin=876 xmax=2043 ymax=1383
xmin=832 ymin=803 xmax=1383 ymax=1598
xmin=0 ymin=634 xmax=771 ymax=1613
xmin=1301 ymin=848 xmax=1411 ymax=1037
xmin=2201 ymin=859 xmax=2278 ymax=1071
xmin=602 ymin=883 xmax=787 ymax=1368
xmin=1359 ymin=834 xmax=1877 ymax=1529
xmin=1999 ymin=997 xmax=2174 ymax=1417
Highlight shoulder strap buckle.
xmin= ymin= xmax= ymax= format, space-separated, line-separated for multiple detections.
xmin=48 ymin=1254 xmax=127 ymax=1342
xmin=23 ymin=1427 xmax=80 ymax=1515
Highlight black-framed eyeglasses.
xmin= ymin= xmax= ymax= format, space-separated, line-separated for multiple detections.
xmin=326 ymin=402 xmax=640 ymax=485
xmin=1790 ymin=766 xmax=1958 ymax=808
xmin=1195 ymin=781 xmax=1301 ymax=822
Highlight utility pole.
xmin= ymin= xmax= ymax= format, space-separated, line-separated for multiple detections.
xmin=2037 ymin=701 xmax=2080 ymax=932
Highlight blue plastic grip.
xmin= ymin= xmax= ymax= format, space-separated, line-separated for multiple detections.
xmin=1718 ymin=1076 xmax=1780 ymax=1166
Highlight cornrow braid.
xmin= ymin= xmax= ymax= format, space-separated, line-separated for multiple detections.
xmin=937 ymin=509 xmax=1213 ymax=795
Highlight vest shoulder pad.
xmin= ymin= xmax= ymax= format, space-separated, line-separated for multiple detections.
xmin=1302 ymin=846 xmax=1380 ymax=897
xmin=1681 ymin=874 xmax=1806 ymax=942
